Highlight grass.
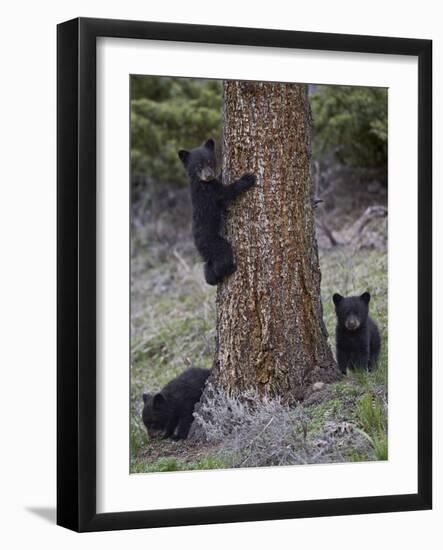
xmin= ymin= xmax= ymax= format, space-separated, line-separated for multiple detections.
xmin=355 ymin=393 xmax=388 ymax=460
xmin=131 ymin=455 xmax=226 ymax=474
xmin=130 ymin=212 xmax=388 ymax=472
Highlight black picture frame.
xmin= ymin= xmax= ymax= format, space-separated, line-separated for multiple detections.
xmin=57 ymin=17 xmax=432 ymax=532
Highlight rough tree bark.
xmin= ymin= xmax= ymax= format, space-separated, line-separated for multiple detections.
xmin=200 ymin=81 xmax=340 ymax=417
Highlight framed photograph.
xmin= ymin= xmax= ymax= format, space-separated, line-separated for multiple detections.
xmin=57 ymin=17 xmax=432 ymax=532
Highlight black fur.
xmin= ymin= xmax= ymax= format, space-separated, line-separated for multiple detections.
xmin=333 ymin=292 xmax=381 ymax=373
xmin=142 ymin=367 xmax=210 ymax=441
xmin=178 ymin=139 xmax=256 ymax=285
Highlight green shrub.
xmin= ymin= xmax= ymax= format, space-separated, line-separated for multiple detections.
xmin=310 ymin=85 xmax=388 ymax=173
xmin=131 ymin=76 xmax=222 ymax=197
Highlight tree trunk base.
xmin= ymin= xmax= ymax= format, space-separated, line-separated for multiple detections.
xmin=190 ymin=365 xmax=342 ymax=443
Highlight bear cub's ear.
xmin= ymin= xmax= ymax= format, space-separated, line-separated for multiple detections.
xmin=360 ymin=292 xmax=371 ymax=304
xmin=178 ymin=150 xmax=190 ymax=164
xmin=142 ymin=393 xmax=150 ymax=404
xmin=203 ymin=138 xmax=215 ymax=151
xmin=333 ymin=293 xmax=343 ymax=306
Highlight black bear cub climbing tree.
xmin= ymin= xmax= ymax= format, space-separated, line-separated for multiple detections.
xmin=202 ymin=81 xmax=340 ymax=406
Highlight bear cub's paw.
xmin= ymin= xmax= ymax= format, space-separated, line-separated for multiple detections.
xmin=240 ymin=173 xmax=257 ymax=188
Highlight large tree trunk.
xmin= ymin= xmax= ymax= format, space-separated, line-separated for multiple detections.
xmin=191 ymin=81 xmax=340 ymax=447
xmin=208 ymin=80 xmax=339 ymax=403
xmin=191 ymin=81 xmax=339 ymax=440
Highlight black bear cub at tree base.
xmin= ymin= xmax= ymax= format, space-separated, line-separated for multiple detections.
xmin=333 ymin=292 xmax=381 ymax=374
xmin=178 ymin=138 xmax=256 ymax=285
xmin=142 ymin=367 xmax=210 ymax=441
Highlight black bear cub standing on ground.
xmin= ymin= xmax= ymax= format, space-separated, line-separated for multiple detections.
xmin=142 ymin=367 xmax=210 ymax=441
xmin=333 ymin=292 xmax=381 ymax=373
xmin=178 ymin=138 xmax=256 ymax=285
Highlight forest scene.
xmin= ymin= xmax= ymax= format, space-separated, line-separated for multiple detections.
xmin=130 ymin=76 xmax=388 ymax=473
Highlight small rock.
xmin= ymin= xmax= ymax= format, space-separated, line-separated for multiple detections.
xmin=312 ymin=382 xmax=325 ymax=391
